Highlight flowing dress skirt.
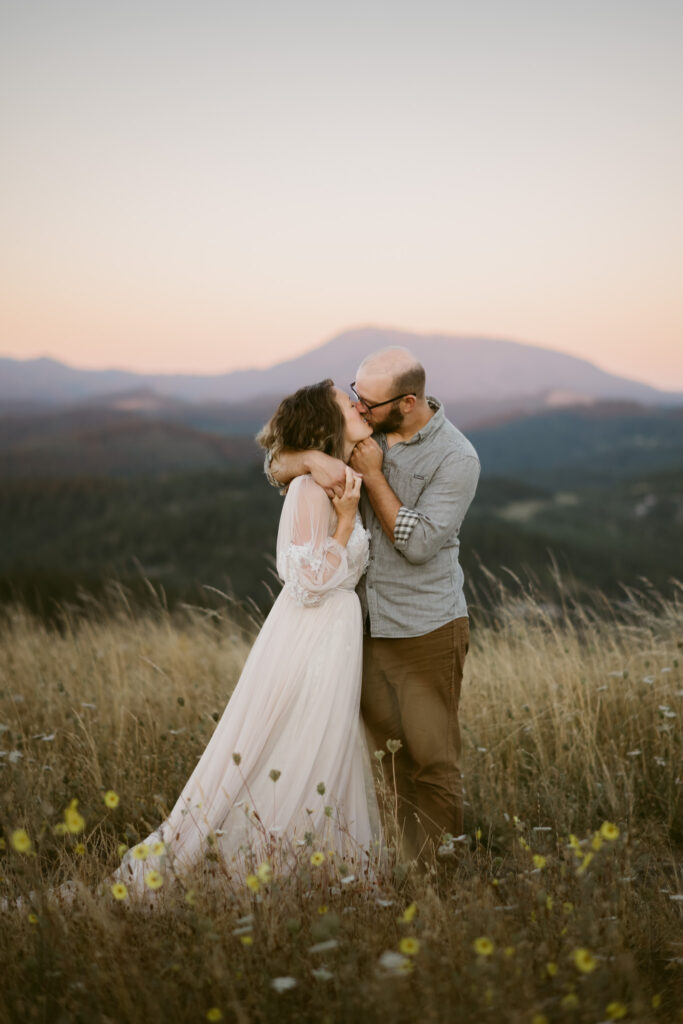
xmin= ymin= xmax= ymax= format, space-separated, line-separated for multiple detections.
xmin=114 ymin=584 xmax=379 ymax=898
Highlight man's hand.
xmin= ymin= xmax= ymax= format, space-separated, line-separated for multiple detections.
xmin=349 ymin=437 xmax=383 ymax=479
xmin=306 ymin=450 xmax=351 ymax=499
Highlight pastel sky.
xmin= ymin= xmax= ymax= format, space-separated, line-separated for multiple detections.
xmin=1 ymin=0 xmax=682 ymax=389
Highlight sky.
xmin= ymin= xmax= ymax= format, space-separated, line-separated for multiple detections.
xmin=1 ymin=0 xmax=682 ymax=389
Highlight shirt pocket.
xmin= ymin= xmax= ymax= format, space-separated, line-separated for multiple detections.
xmin=386 ymin=463 xmax=427 ymax=508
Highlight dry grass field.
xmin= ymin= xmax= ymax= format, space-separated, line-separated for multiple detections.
xmin=1 ymin=578 xmax=682 ymax=1023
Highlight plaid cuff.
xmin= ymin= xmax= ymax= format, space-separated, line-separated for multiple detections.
xmin=393 ymin=506 xmax=420 ymax=549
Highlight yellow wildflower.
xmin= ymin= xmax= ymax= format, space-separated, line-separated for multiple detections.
xmin=64 ymin=799 xmax=85 ymax=834
xmin=545 ymin=896 xmax=554 ymax=911
xmin=245 ymin=874 xmax=260 ymax=893
xmin=206 ymin=1010 xmax=223 ymax=1022
xmin=240 ymin=935 xmax=253 ymax=946
xmin=568 ymin=833 xmax=580 ymax=848
xmin=561 ymin=993 xmax=579 ymax=1010
xmin=533 ymin=854 xmax=546 ymax=869
xmin=519 ymin=837 xmax=530 ymax=850
xmin=591 ymin=833 xmax=603 ymax=851
xmin=27 ymin=913 xmax=38 ymax=925
xmin=10 ymin=829 xmax=32 ymax=854
xmin=546 ymin=961 xmax=558 ymax=977
xmin=475 ymin=827 xmax=482 ymax=840
xmin=399 ymin=958 xmax=414 ymax=973
xmin=399 ymin=937 xmax=420 ymax=956
xmin=473 ymin=936 xmax=494 ymax=956
xmin=504 ymin=946 xmax=516 ymax=957
xmin=577 ymin=852 xmax=594 ymax=875
xmin=651 ymin=993 xmax=662 ymax=1009
xmin=256 ymin=861 xmax=272 ymax=883
xmin=400 ymin=902 xmax=418 ymax=923
xmin=74 ymin=842 xmax=86 ymax=855
xmin=572 ymin=948 xmax=597 ymax=973
xmin=310 ymin=851 xmax=325 ymax=867
xmin=151 ymin=841 xmax=166 ymax=856
xmin=317 ymin=905 xmax=328 ymax=915
xmin=132 ymin=843 xmax=149 ymax=861
xmin=103 ymin=790 xmax=120 ymax=809
xmin=111 ymin=882 xmax=128 ymax=901
xmin=144 ymin=869 xmax=163 ymax=890
xmin=606 ymin=1002 xmax=627 ymax=1020
xmin=563 ymin=901 xmax=574 ymax=914
xmin=600 ymin=821 xmax=619 ymax=841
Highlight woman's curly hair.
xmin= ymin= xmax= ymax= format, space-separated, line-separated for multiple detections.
xmin=256 ymin=379 xmax=345 ymax=461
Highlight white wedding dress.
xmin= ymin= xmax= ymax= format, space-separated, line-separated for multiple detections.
xmin=110 ymin=474 xmax=381 ymax=900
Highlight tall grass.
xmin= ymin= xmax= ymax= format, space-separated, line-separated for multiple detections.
xmin=1 ymin=577 xmax=681 ymax=1023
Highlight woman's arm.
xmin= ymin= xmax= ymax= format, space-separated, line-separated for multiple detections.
xmin=277 ymin=474 xmax=358 ymax=606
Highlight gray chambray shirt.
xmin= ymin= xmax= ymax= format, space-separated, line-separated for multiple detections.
xmin=359 ymin=397 xmax=480 ymax=638
xmin=264 ymin=396 xmax=480 ymax=639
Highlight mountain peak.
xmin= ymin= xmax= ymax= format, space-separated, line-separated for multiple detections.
xmin=2 ymin=328 xmax=681 ymax=406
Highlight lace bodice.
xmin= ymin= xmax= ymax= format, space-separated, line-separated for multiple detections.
xmin=276 ymin=476 xmax=370 ymax=607
xmin=345 ymin=514 xmax=372 ymax=580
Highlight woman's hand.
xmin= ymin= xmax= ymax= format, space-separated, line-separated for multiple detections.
xmin=332 ymin=467 xmax=362 ymax=521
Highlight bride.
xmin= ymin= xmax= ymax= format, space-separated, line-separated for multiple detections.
xmin=104 ymin=378 xmax=382 ymax=903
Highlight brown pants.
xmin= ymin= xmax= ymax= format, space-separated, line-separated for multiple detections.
xmin=361 ymin=616 xmax=469 ymax=860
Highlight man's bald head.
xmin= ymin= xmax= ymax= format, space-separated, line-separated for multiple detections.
xmin=356 ymin=347 xmax=426 ymax=400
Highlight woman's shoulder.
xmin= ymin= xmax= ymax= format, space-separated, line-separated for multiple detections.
xmin=286 ymin=474 xmax=332 ymax=505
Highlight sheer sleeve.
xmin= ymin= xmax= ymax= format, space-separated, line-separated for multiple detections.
xmin=275 ymin=475 xmax=350 ymax=606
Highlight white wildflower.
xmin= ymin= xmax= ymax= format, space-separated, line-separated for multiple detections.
xmin=271 ymin=977 xmax=297 ymax=993
xmin=308 ymin=940 xmax=339 ymax=954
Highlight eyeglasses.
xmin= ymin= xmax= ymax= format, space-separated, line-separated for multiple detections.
xmin=350 ymin=382 xmax=415 ymax=411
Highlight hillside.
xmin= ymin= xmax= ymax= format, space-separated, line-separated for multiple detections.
xmin=0 ymin=415 xmax=261 ymax=479
xmin=468 ymin=402 xmax=683 ymax=486
xmin=1 ymin=463 xmax=681 ymax=621
xmin=1 ymin=397 xmax=682 ymax=483
xmin=1 ymin=391 xmax=681 ymax=618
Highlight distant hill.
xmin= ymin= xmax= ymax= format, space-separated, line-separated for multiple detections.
xmin=1 ymin=394 xmax=682 ymax=484
xmin=0 ymin=415 xmax=260 ymax=479
xmin=468 ymin=402 xmax=683 ymax=487
xmin=2 ymin=326 xmax=681 ymax=406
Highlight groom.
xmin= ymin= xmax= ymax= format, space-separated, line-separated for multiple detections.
xmin=266 ymin=347 xmax=480 ymax=862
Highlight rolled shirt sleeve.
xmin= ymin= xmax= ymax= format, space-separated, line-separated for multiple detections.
xmin=392 ymin=454 xmax=481 ymax=564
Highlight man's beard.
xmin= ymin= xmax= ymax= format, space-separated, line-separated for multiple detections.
xmin=371 ymin=405 xmax=404 ymax=435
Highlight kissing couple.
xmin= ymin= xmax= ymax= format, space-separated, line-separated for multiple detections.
xmin=35 ymin=345 xmax=480 ymax=909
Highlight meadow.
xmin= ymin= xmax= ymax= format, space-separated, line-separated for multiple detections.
xmin=1 ymin=577 xmax=682 ymax=1023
